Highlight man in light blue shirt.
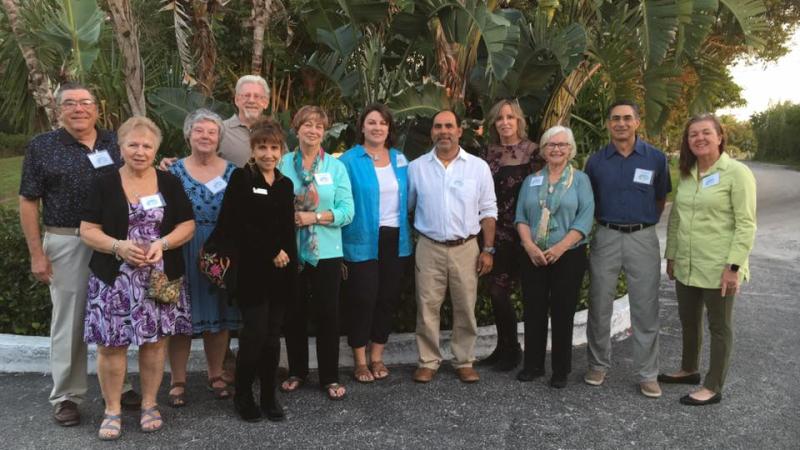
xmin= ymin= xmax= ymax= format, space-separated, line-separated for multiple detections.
xmin=407 ymin=110 xmax=498 ymax=384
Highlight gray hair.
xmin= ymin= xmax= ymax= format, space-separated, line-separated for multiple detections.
xmin=183 ymin=108 xmax=225 ymax=144
xmin=235 ymin=75 xmax=270 ymax=98
xmin=539 ymin=125 xmax=577 ymax=160
xmin=55 ymin=82 xmax=97 ymax=106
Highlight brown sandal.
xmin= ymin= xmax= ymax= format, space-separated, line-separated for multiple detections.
xmin=353 ymin=364 xmax=375 ymax=383
xmin=370 ymin=361 xmax=389 ymax=380
xmin=207 ymin=376 xmax=234 ymax=399
xmin=168 ymin=382 xmax=187 ymax=408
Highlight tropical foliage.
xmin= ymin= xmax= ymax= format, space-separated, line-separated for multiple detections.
xmin=751 ymin=101 xmax=800 ymax=162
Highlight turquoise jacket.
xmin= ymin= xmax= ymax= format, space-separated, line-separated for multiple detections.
xmin=339 ymin=145 xmax=412 ymax=262
xmin=278 ymin=151 xmax=354 ymax=264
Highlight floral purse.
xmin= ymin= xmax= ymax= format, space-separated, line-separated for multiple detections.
xmin=148 ymin=269 xmax=183 ymax=304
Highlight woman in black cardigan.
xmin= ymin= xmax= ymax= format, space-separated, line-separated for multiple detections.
xmin=80 ymin=116 xmax=195 ymax=439
xmin=212 ymin=119 xmax=296 ymax=422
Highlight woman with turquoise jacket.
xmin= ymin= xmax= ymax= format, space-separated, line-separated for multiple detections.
xmin=340 ymin=104 xmax=412 ymax=383
xmin=277 ymin=105 xmax=354 ymax=401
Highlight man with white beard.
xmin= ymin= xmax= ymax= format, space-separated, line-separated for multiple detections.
xmin=218 ymin=75 xmax=271 ymax=167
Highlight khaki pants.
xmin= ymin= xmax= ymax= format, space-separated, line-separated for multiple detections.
xmin=414 ymin=236 xmax=479 ymax=370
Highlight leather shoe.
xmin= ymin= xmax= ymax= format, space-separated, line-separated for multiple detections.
xmin=455 ymin=367 xmax=480 ymax=383
xmin=413 ymin=367 xmax=437 ymax=383
xmin=657 ymin=373 xmax=701 ymax=385
xmin=53 ymin=400 xmax=80 ymax=427
xmin=120 ymin=389 xmax=142 ymax=410
xmin=680 ymin=392 xmax=722 ymax=406
xmin=516 ymin=368 xmax=545 ymax=382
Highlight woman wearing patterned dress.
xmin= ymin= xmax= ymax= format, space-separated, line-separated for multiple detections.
xmin=167 ymin=109 xmax=240 ymax=405
xmin=80 ymin=116 xmax=195 ymax=440
xmin=477 ymin=99 xmax=544 ymax=371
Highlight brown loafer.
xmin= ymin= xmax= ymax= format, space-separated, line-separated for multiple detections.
xmin=54 ymin=400 xmax=80 ymax=427
xmin=413 ymin=367 xmax=437 ymax=383
xmin=456 ymin=367 xmax=480 ymax=383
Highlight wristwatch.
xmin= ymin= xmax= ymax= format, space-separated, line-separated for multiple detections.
xmin=729 ymin=264 xmax=740 ymax=272
xmin=482 ymin=246 xmax=496 ymax=255
xmin=316 ymin=212 xmax=322 ymax=223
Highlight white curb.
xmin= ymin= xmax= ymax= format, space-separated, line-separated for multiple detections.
xmin=0 ymin=296 xmax=629 ymax=374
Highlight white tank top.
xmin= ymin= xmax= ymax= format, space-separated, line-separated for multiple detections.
xmin=375 ymin=164 xmax=399 ymax=227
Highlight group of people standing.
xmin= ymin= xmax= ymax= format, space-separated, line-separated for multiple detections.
xmin=19 ymin=76 xmax=756 ymax=440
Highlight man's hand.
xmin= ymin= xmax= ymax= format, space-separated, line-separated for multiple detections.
xmin=476 ymin=251 xmax=493 ymax=276
xmin=30 ymin=252 xmax=52 ymax=284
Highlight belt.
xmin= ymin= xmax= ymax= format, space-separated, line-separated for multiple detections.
xmin=44 ymin=226 xmax=80 ymax=236
xmin=423 ymin=234 xmax=477 ymax=247
xmin=599 ymin=222 xmax=653 ymax=233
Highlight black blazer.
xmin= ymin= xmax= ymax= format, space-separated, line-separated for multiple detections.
xmin=214 ymin=166 xmax=296 ymax=308
xmin=82 ymin=169 xmax=195 ymax=285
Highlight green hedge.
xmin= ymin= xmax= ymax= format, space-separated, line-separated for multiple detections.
xmin=0 ymin=132 xmax=31 ymax=158
xmin=0 ymin=206 xmax=51 ymax=335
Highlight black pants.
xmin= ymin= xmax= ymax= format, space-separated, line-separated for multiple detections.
xmin=520 ymin=244 xmax=587 ymax=376
xmin=284 ymin=257 xmax=343 ymax=386
xmin=343 ymin=227 xmax=408 ymax=348
xmin=236 ymin=295 xmax=286 ymax=399
xmin=487 ymin=241 xmax=522 ymax=349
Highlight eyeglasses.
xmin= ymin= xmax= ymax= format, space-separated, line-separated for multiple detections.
xmin=238 ymin=93 xmax=266 ymax=100
xmin=61 ymin=99 xmax=96 ymax=109
xmin=544 ymin=142 xmax=571 ymax=150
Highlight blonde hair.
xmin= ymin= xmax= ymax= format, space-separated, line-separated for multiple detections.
xmin=292 ymin=105 xmax=329 ymax=131
xmin=118 ymin=116 xmax=163 ymax=149
xmin=485 ymin=99 xmax=528 ymax=144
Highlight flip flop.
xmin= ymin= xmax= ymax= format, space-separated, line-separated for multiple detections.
xmin=353 ymin=364 xmax=375 ymax=383
xmin=207 ymin=376 xmax=234 ymax=399
xmin=280 ymin=376 xmax=304 ymax=393
xmin=168 ymin=381 xmax=187 ymax=408
xmin=324 ymin=383 xmax=346 ymax=401
xmin=369 ymin=361 xmax=390 ymax=380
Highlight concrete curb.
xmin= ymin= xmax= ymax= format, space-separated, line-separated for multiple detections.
xmin=0 ymin=296 xmax=630 ymax=374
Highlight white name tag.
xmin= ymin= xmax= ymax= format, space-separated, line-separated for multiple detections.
xmin=252 ymin=187 xmax=268 ymax=196
xmin=633 ymin=168 xmax=654 ymax=185
xmin=396 ymin=154 xmax=408 ymax=168
xmin=529 ymin=176 xmax=544 ymax=187
xmin=702 ymin=172 xmax=720 ymax=188
xmin=87 ymin=150 xmax=113 ymax=169
xmin=205 ymin=176 xmax=227 ymax=195
xmin=314 ymin=172 xmax=333 ymax=185
xmin=140 ymin=194 xmax=165 ymax=210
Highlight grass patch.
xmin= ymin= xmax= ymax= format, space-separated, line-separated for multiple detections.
xmin=0 ymin=156 xmax=22 ymax=209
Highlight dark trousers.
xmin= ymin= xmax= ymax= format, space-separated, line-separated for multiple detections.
xmin=284 ymin=257 xmax=343 ymax=386
xmin=344 ymin=227 xmax=408 ymax=348
xmin=488 ymin=241 xmax=522 ymax=349
xmin=236 ymin=295 xmax=286 ymax=401
xmin=520 ymin=244 xmax=587 ymax=376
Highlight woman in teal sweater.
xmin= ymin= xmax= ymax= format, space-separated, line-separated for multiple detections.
xmin=662 ymin=114 xmax=757 ymax=406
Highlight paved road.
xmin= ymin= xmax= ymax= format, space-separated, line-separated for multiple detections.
xmin=2 ymin=162 xmax=798 ymax=449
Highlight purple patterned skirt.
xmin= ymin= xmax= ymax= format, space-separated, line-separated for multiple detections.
xmin=84 ymin=202 xmax=192 ymax=347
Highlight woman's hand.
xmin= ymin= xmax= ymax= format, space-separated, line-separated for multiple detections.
xmin=273 ymin=250 xmax=290 ymax=268
xmin=145 ymin=242 xmax=163 ymax=265
xmin=543 ymin=243 xmax=567 ymax=265
xmin=294 ymin=211 xmax=317 ymax=227
xmin=666 ymin=259 xmax=675 ymax=280
xmin=117 ymin=240 xmax=147 ymax=266
xmin=720 ymin=267 xmax=740 ymax=297
xmin=523 ymin=241 xmax=548 ymax=267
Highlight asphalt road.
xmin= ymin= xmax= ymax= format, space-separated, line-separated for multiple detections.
xmin=1 ymin=162 xmax=798 ymax=449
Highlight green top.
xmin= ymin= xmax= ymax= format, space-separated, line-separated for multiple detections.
xmin=665 ymin=153 xmax=757 ymax=289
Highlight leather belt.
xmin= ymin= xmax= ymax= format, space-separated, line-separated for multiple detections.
xmin=423 ymin=234 xmax=477 ymax=247
xmin=599 ymin=222 xmax=653 ymax=233
xmin=44 ymin=226 xmax=80 ymax=236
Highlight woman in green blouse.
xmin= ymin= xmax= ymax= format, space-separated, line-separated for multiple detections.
xmin=661 ymin=114 xmax=757 ymax=406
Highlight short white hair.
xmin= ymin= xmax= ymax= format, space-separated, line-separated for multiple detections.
xmin=539 ymin=125 xmax=577 ymax=160
xmin=235 ymin=75 xmax=270 ymax=98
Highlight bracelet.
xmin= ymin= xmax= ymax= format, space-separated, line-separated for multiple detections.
xmin=111 ymin=240 xmax=121 ymax=261
xmin=161 ymin=237 xmax=169 ymax=252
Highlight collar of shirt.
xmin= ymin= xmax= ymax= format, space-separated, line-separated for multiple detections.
xmin=603 ymin=136 xmax=646 ymax=159
xmin=692 ymin=152 xmax=731 ymax=178
xmin=426 ymin=146 xmax=468 ymax=168
xmin=57 ymin=127 xmax=114 ymax=150
xmin=226 ymin=114 xmax=249 ymax=130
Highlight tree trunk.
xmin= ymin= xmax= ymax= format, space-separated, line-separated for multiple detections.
xmin=539 ymin=61 xmax=602 ymax=133
xmin=1 ymin=0 xmax=58 ymax=128
xmin=250 ymin=0 xmax=273 ymax=75
xmin=105 ymin=0 xmax=146 ymax=116
xmin=191 ymin=0 xmax=221 ymax=96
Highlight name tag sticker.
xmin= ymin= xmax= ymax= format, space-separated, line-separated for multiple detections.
xmin=702 ymin=172 xmax=720 ymax=188
xmin=140 ymin=194 xmax=165 ymax=211
xmin=87 ymin=150 xmax=113 ymax=169
xmin=530 ymin=176 xmax=544 ymax=187
xmin=314 ymin=173 xmax=333 ymax=185
xmin=633 ymin=168 xmax=654 ymax=185
xmin=252 ymin=187 xmax=268 ymax=196
xmin=396 ymin=154 xmax=408 ymax=168
xmin=205 ymin=176 xmax=227 ymax=195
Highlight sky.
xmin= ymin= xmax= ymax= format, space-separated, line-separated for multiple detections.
xmin=717 ymin=28 xmax=800 ymax=121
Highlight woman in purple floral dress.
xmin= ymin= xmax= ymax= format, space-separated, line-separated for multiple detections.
xmin=477 ymin=99 xmax=544 ymax=372
xmin=80 ymin=117 xmax=195 ymax=440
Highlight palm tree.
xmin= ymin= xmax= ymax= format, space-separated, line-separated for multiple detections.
xmin=105 ymin=0 xmax=146 ymax=116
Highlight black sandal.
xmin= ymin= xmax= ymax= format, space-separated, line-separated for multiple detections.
xmin=207 ymin=376 xmax=234 ymax=399
xmin=168 ymin=381 xmax=187 ymax=408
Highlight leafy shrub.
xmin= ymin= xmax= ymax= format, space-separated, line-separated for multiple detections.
xmin=751 ymin=102 xmax=800 ymax=162
xmin=0 ymin=206 xmax=51 ymax=335
xmin=0 ymin=132 xmax=31 ymax=158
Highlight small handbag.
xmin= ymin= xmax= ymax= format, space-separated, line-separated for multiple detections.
xmin=199 ymin=246 xmax=231 ymax=289
xmin=148 ymin=268 xmax=183 ymax=304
